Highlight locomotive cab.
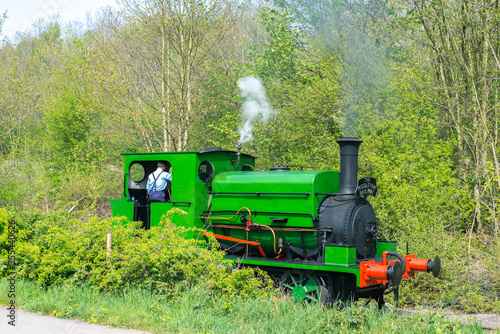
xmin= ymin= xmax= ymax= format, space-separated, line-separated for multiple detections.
xmin=110 ymin=149 xmax=256 ymax=231
xmin=128 ymin=160 xmax=172 ymax=202
xmin=126 ymin=160 xmax=173 ymax=229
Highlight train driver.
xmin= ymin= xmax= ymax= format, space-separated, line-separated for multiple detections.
xmin=147 ymin=162 xmax=172 ymax=202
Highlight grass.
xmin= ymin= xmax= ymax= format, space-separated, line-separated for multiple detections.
xmin=0 ymin=279 xmax=485 ymax=333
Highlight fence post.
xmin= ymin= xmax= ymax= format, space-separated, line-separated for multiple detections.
xmin=106 ymin=233 xmax=112 ymax=257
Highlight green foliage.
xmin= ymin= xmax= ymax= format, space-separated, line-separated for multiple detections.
xmin=0 ymin=208 xmax=273 ymax=299
xmin=397 ymin=235 xmax=500 ymax=313
xmin=192 ymin=68 xmax=241 ymax=150
xmin=237 ymin=7 xmax=342 ymax=169
xmin=45 ymin=92 xmax=92 ymax=166
xmin=360 ymin=64 xmax=466 ymax=234
xmin=248 ymin=8 xmax=304 ymax=81
xmin=38 ymin=21 xmax=61 ymax=43
xmin=273 ymin=0 xmax=400 ymax=137
xmin=0 ymin=19 xmax=122 ymax=214
xmin=358 ymin=70 xmax=500 ymax=312
xmin=0 ymin=159 xmax=25 ymax=207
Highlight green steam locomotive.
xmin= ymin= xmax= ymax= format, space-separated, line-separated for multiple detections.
xmin=110 ymin=138 xmax=440 ymax=306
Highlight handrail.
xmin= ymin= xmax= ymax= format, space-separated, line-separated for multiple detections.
xmin=151 ymin=201 xmax=192 ymax=205
xmin=210 ymin=191 xmax=310 ymax=196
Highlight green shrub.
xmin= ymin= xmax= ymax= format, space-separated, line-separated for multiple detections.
xmin=358 ymin=114 xmax=500 ymax=313
xmin=0 ymin=207 xmax=273 ymax=299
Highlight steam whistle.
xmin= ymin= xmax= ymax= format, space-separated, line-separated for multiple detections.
xmin=236 ymin=139 xmax=242 ymax=167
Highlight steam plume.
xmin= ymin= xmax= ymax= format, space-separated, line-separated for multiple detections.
xmin=238 ymin=76 xmax=275 ymax=143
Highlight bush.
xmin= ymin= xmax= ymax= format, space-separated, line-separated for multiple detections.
xmin=358 ymin=106 xmax=499 ymax=313
xmin=0 ymin=207 xmax=273 ymax=299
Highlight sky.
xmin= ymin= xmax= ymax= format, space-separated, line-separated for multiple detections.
xmin=1 ymin=0 xmax=119 ymax=39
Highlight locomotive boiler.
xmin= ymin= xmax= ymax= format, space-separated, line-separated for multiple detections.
xmin=110 ymin=137 xmax=441 ymax=306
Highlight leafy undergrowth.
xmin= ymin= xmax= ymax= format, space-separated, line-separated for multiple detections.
xmin=0 ymin=207 xmax=273 ymax=298
xmin=0 ymin=280 xmax=485 ymax=333
xmin=395 ymin=230 xmax=500 ymax=313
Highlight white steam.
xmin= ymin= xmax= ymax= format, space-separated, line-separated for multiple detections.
xmin=238 ymin=76 xmax=275 ymax=143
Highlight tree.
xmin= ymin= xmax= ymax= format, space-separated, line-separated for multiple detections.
xmin=95 ymin=0 xmax=241 ymax=152
xmin=238 ymin=7 xmax=342 ymax=169
xmin=0 ymin=11 xmax=6 ymax=35
xmin=273 ymin=0 xmax=401 ymax=136
xmin=400 ymin=0 xmax=500 ymax=241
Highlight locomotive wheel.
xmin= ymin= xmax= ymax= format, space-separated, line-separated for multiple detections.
xmin=280 ymin=272 xmax=328 ymax=304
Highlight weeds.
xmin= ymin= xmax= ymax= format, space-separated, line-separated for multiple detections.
xmin=0 ymin=280 xmax=485 ymax=333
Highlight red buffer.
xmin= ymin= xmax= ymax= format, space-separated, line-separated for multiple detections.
xmin=360 ymin=251 xmax=441 ymax=288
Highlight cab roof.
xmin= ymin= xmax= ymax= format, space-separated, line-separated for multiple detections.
xmin=121 ymin=149 xmax=255 ymax=159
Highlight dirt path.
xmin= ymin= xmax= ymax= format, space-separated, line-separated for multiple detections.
xmin=1 ymin=309 xmax=150 ymax=334
xmin=404 ymin=308 xmax=500 ymax=331
xmin=441 ymin=311 xmax=499 ymax=330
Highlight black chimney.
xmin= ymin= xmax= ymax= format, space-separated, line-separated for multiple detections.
xmin=336 ymin=137 xmax=363 ymax=195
